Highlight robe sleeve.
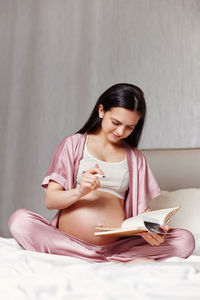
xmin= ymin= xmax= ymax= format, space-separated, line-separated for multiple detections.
xmin=41 ymin=137 xmax=74 ymax=191
xmin=137 ymin=153 xmax=161 ymax=213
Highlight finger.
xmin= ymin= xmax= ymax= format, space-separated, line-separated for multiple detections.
xmin=82 ymin=172 xmax=97 ymax=182
xmin=82 ymin=177 xmax=99 ymax=190
xmin=82 ymin=167 xmax=102 ymax=177
xmin=83 ymin=169 xmax=102 ymax=177
xmin=140 ymin=232 xmax=164 ymax=246
xmin=154 ymin=234 xmax=165 ymax=244
xmin=82 ymin=174 xmax=100 ymax=186
xmin=160 ymin=224 xmax=170 ymax=232
xmin=80 ymin=181 xmax=93 ymax=192
xmin=139 ymin=233 xmax=158 ymax=245
xmin=149 ymin=233 xmax=165 ymax=244
xmin=90 ymin=165 xmax=104 ymax=175
xmin=143 ymin=235 xmax=158 ymax=246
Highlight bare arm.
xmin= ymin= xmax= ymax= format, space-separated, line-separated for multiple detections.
xmin=44 ymin=180 xmax=82 ymax=210
xmin=44 ymin=164 xmax=103 ymax=210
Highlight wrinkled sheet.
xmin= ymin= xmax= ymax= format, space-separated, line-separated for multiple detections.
xmin=1 ymin=238 xmax=200 ymax=300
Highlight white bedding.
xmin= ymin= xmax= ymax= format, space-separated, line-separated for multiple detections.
xmin=1 ymin=238 xmax=200 ymax=300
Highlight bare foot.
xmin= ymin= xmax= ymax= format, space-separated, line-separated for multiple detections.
xmin=126 ymin=258 xmax=155 ymax=264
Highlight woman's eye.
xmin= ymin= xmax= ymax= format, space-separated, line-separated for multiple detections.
xmin=112 ymin=121 xmax=119 ymax=125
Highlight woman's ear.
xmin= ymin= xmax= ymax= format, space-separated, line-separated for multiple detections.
xmin=98 ymin=104 xmax=104 ymax=118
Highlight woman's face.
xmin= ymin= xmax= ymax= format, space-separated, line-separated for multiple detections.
xmin=98 ymin=105 xmax=141 ymax=144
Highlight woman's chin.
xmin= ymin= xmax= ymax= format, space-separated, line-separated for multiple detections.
xmin=110 ymin=134 xmax=123 ymax=144
xmin=110 ymin=133 xmax=120 ymax=140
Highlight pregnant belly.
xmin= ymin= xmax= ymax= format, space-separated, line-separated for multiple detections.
xmin=58 ymin=191 xmax=125 ymax=245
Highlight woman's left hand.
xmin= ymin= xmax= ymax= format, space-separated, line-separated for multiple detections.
xmin=136 ymin=224 xmax=170 ymax=246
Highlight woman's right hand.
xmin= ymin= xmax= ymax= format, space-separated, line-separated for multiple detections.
xmin=78 ymin=164 xmax=104 ymax=197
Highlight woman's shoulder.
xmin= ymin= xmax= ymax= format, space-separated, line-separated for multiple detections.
xmin=59 ymin=133 xmax=86 ymax=152
xmin=58 ymin=133 xmax=84 ymax=143
xmin=124 ymin=142 xmax=145 ymax=159
xmin=124 ymin=143 xmax=147 ymax=169
xmin=134 ymin=148 xmax=146 ymax=159
xmin=62 ymin=133 xmax=85 ymax=143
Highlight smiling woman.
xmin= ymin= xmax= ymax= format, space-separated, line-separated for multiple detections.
xmin=78 ymin=83 xmax=146 ymax=148
xmin=98 ymin=106 xmax=141 ymax=144
xmin=8 ymin=83 xmax=195 ymax=262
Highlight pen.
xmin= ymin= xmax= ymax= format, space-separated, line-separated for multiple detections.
xmin=82 ymin=171 xmax=105 ymax=178
xmin=95 ymin=174 xmax=106 ymax=178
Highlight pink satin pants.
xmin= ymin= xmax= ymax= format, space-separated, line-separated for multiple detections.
xmin=8 ymin=209 xmax=195 ymax=263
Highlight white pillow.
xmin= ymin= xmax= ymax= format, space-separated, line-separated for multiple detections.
xmin=150 ymin=188 xmax=200 ymax=255
xmin=150 ymin=188 xmax=200 ymax=235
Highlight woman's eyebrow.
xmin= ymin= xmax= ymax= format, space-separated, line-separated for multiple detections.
xmin=111 ymin=117 xmax=136 ymax=127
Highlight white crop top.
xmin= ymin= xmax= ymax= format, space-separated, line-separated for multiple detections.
xmin=75 ymin=137 xmax=129 ymax=199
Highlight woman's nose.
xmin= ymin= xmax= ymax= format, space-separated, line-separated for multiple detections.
xmin=116 ymin=126 xmax=125 ymax=136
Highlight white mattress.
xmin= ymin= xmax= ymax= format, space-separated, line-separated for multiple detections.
xmin=1 ymin=237 xmax=200 ymax=300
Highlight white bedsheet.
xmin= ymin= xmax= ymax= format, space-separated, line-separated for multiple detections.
xmin=1 ymin=238 xmax=200 ymax=300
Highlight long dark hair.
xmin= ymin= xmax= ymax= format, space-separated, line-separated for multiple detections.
xmin=77 ymin=83 xmax=146 ymax=147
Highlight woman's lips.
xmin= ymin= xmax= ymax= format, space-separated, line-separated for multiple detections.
xmin=112 ymin=133 xmax=121 ymax=139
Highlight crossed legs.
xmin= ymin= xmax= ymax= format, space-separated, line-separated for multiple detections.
xmin=8 ymin=209 xmax=195 ymax=263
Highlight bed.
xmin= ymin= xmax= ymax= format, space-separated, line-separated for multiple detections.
xmin=1 ymin=148 xmax=200 ymax=299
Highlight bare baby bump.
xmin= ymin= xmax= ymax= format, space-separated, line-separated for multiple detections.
xmin=58 ymin=191 xmax=125 ymax=245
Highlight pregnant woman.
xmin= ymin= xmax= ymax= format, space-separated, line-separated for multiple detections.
xmin=8 ymin=83 xmax=195 ymax=262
